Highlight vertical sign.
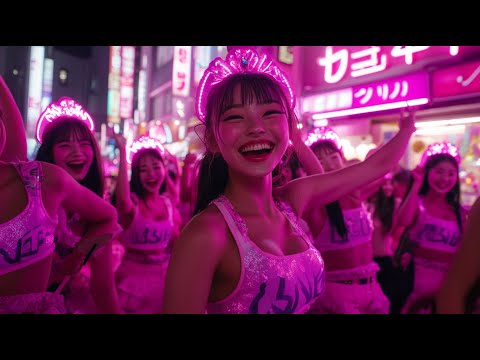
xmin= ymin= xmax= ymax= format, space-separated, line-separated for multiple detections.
xmin=172 ymin=46 xmax=192 ymax=97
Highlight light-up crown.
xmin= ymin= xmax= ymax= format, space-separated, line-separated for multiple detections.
xmin=420 ymin=142 xmax=461 ymax=166
xmin=36 ymin=97 xmax=95 ymax=143
xmin=304 ymin=126 xmax=342 ymax=149
xmin=127 ymin=136 xmax=165 ymax=164
xmin=195 ymin=47 xmax=295 ymax=122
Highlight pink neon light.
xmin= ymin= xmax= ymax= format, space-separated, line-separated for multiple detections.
xmin=36 ymin=97 xmax=95 ymax=143
xmin=127 ymin=136 xmax=165 ymax=164
xmin=304 ymin=126 xmax=342 ymax=149
xmin=311 ymin=98 xmax=429 ymax=120
xmin=420 ymin=142 xmax=461 ymax=166
xmin=195 ymin=47 xmax=295 ymax=122
xmin=432 ymin=60 xmax=480 ymax=99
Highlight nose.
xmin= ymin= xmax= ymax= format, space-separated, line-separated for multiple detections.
xmin=246 ymin=114 xmax=266 ymax=136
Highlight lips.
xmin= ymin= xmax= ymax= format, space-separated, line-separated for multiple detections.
xmin=238 ymin=140 xmax=275 ymax=162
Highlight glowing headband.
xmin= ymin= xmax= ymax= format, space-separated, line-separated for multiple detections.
xmin=420 ymin=142 xmax=461 ymax=166
xmin=304 ymin=126 xmax=342 ymax=149
xmin=127 ymin=136 xmax=165 ymax=164
xmin=36 ymin=97 xmax=95 ymax=143
xmin=195 ymin=47 xmax=295 ymax=122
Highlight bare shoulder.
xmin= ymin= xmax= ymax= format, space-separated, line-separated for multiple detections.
xmin=37 ymin=161 xmax=69 ymax=191
xmin=175 ymin=204 xmax=229 ymax=254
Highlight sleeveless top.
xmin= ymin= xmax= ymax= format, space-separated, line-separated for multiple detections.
xmin=206 ymin=195 xmax=325 ymax=314
xmin=0 ymin=161 xmax=57 ymax=276
xmin=409 ymin=200 xmax=463 ymax=253
xmin=312 ymin=203 xmax=373 ymax=252
xmin=122 ymin=196 xmax=174 ymax=252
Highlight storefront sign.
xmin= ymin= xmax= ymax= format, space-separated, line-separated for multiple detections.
xmin=308 ymin=72 xmax=430 ymax=119
xmin=432 ymin=60 xmax=480 ymax=100
xmin=172 ymin=46 xmax=192 ymax=97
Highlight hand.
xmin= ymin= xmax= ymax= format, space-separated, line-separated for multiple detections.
xmin=113 ymin=133 xmax=127 ymax=150
xmin=289 ymin=121 xmax=304 ymax=146
xmin=184 ymin=153 xmax=198 ymax=167
xmin=411 ymin=165 xmax=425 ymax=185
xmin=399 ymin=108 xmax=417 ymax=134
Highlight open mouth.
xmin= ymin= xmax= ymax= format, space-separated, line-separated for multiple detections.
xmin=67 ymin=162 xmax=86 ymax=173
xmin=239 ymin=141 xmax=274 ymax=161
xmin=145 ymin=179 xmax=160 ymax=187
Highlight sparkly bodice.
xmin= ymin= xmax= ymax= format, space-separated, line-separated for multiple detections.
xmin=0 ymin=161 xmax=57 ymax=276
xmin=206 ymin=195 xmax=325 ymax=314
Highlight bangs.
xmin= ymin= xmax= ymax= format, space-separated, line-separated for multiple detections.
xmin=426 ymin=153 xmax=459 ymax=170
xmin=45 ymin=117 xmax=94 ymax=144
xmin=211 ymin=74 xmax=288 ymax=118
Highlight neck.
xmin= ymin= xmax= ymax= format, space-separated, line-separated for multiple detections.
xmin=424 ymin=191 xmax=449 ymax=206
xmin=223 ymin=170 xmax=277 ymax=217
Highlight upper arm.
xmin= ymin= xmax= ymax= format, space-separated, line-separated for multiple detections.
xmin=43 ymin=162 xmax=118 ymax=225
xmin=279 ymin=161 xmax=385 ymax=217
xmin=163 ymin=208 xmax=228 ymax=314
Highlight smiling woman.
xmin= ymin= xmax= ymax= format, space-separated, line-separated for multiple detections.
xmin=162 ymin=47 xmax=416 ymax=314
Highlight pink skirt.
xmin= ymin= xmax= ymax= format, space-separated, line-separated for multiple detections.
xmin=0 ymin=292 xmax=66 ymax=314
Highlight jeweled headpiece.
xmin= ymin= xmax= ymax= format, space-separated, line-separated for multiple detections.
xmin=127 ymin=136 xmax=165 ymax=164
xmin=36 ymin=97 xmax=94 ymax=143
xmin=420 ymin=142 xmax=461 ymax=167
xmin=304 ymin=126 xmax=342 ymax=149
xmin=195 ymin=47 xmax=295 ymax=122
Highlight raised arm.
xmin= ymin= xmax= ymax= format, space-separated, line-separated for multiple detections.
xmin=0 ymin=75 xmax=27 ymax=161
xmin=280 ymin=110 xmax=416 ymax=217
xmin=113 ymin=134 xmax=134 ymax=229
xmin=289 ymin=122 xmax=323 ymax=175
xmin=391 ymin=166 xmax=424 ymax=230
xmin=436 ymin=197 xmax=480 ymax=313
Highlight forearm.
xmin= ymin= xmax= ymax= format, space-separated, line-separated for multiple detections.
xmin=115 ymin=148 xmax=132 ymax=211
xmin=393 ymin=182 xmax=421 ymax=228
xmin=0 ymin=76 xmax=27 ymax=161
xmin=292 ymin=141 xmax=323 ymax=175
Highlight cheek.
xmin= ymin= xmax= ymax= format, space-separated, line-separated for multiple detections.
xmin=52 ymin=148 xmax=67 ymax=164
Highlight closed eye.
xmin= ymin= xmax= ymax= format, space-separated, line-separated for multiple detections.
xmin=264 ymin=110 xmax=284 ymax=117
xmin=223 ymin=114 xmax=243 ymax=121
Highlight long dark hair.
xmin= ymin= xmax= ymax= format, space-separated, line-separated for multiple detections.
xmin=194 ymin=73 xmax=296 ymax=215
xmin=130 ymin=148 xmax=167 ymax=200
xmin=310 ymin=140 xmax=348 ymax=242
xmin=419 ymin=153 xmax=463 ymax=232
xmin=35 ymin=117 xmax=104 ymax=197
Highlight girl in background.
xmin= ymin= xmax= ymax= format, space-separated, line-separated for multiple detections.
xmin=114 ymin=134 xmax=180 ymax=313
xmin=35 ymin=97 xmax=121 ymax=314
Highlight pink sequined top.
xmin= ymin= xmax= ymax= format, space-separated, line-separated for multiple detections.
xmin=409 ymin=200 xmax=463 ymax=254
xmin=0 ymin=161 xmax=57 ymax=276
xmin=122 ymin=195 xmax=174 ymax=251
xmin=312 ymin=204 xmax=373 ymax=252
xmin=207 ymin=195 xmax=325 ymax=314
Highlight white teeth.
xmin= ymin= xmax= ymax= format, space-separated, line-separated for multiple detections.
xmin=240 ymin=143 xmax=273 ymax=153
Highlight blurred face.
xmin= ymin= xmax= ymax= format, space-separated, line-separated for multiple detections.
xmin=53 ymin=137 xmax=94 ymax=181
xmin=393 ymin=181 xmax=408 ymax=200
xmin=382 ymin=178 xmax=394 ymax=197
xmin=314 ymin=146 xmax=344 ymax=172
xmin=427 ymin=160 xmax=458 ymax=195
xmin=139 ymin=154 xmax=166 ymax=194
xmin=215 ymin=84 xmax=290 ymax=178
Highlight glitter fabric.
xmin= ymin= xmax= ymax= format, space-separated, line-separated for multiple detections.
xmin=312 ymin=203 xmax=374 ymax=252
xmin=0 ymin=161 xmax=57 ymax=276
xmin=0 ymin=292 xmax=65 ymax=314
xmin=121 ymin=196 xmax=174 ymax=251
xmin=206 ymin=195 xmax=325 ymax=314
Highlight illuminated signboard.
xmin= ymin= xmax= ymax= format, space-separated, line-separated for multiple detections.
xmin=120 ymin=46 xmax=135 ymax=119
xmin=306 ymin=72 xmax=430 ymax=119
xmin=172 ymin=46 xmax=192 ymax=97
xmin=432 ymin=60 xmax=480 ymax=100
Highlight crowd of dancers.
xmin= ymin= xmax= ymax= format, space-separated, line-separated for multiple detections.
xmin=0 ymin=47 xmax=479 ymax=314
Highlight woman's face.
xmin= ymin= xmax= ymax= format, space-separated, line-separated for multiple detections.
xmin=53 ymin=136 xmax=94 ymax=181
xmin=314 ymin=146 xmax=344 ymax=172
xmin=138 ymin=153 xmax=166 ymax=194
xmin=214 ymin=84 xmax=290 ymax=178
xmin=382 ymin=178 xmax=394 ymax=197
xmin=427 ymin=160 xmax=458 ymax=195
